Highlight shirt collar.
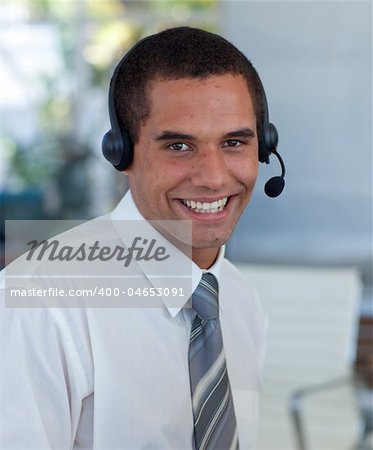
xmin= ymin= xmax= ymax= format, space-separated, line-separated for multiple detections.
xmin=110 ymin=190 xmax=225 ymax=318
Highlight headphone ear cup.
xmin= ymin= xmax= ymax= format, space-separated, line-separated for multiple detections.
xmin=102 ymin=130 xmax=120 ymax=165
xmin=267 ymin=123 xmax=279 ymax=149
xmin=102 ymin=129 xmax=133 ymax=171
xmin=115 ymin=130 xmax=133 ymax=171
xmin=259 ymin=122 xmax=279 ymax=163
xmin=258 ymin=139 xmax=269 ymax=164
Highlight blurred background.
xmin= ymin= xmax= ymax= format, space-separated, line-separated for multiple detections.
xmin=0 ymin=1 xmax=372 ymax=449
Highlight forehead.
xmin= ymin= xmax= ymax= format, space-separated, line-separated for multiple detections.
xmin=145 ymin=75 xmax=256 ymax=128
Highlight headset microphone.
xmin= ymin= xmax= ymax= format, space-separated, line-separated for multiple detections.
xmin=264 ymin=150 xmax=286 ymax=198
xmin=257 ymin=77 xmax=286 ymax=198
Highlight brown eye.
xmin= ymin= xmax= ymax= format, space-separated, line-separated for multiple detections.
xmin=168 ymin=143 xmax=190 ymax=152
xmin=222 ymin=139 xmax=246 ymax=149
xmin=223 ymin=140 xmax=243 ymax=148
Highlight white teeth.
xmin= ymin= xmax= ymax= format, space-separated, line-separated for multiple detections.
xmin=181 ymin=197 xmax=228 ymax=213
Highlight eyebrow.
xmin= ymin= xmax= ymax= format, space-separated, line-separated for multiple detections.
xmin=154 ymin=131 xmax=195 ymax=141
xmin=223 ymin=127 xmax=255 ymax=139
xmin=154 ymin=127 xmax=255 ymax=142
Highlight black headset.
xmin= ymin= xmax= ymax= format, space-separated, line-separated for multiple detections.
xmin=102 ymin=36 xmax=286 ymax=198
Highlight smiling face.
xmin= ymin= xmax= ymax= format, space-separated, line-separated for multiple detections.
xmin=125 ymin=74 xmax=259 ymax=268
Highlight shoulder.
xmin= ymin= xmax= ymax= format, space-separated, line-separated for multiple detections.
xmin=219 ymin=259 xmax=269 ymax=367
xmin=220 ymin=258 xmax=261 ymax=305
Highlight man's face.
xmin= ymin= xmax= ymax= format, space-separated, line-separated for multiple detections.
xmin=126 ymin=74 xmax=258 ymax=268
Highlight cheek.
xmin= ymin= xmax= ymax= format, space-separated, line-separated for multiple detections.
xmin=142 ymin=164 xmax=184 ymax=197
xmin=160 ymin=160 xmax=191 ymax=185
xmin=228 ymin=156 xmax=258 ymax=185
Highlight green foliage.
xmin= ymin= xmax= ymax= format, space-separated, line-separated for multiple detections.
xmin=4 ymin=136 xmax=59 ymax=189
xmin=150 ymin=0 xmax=217 ymax=10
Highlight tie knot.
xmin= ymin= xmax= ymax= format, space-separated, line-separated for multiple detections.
xmin=192 ymin=272 xmax=219 ymax=321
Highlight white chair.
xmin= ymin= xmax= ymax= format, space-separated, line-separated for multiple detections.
xmin=235 ymin=264 xmax=362 ymax=450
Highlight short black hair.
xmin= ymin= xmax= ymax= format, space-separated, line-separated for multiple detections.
xmin=114 ymin=26 xmax=264 ymax=144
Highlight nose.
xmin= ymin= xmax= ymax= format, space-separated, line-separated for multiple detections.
xmin=190 ymin=146 xmax=229 ymax=191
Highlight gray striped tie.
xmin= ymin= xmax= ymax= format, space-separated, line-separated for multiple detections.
xmin=189 ymin=272 xmax=239 ymax=450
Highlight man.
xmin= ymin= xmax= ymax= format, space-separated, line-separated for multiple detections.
xmin=1 ymin=27 xmax=273 ymax=449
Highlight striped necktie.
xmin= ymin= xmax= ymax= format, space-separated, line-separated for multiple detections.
xmin=189 ymin=272 xmax=239 ymax=450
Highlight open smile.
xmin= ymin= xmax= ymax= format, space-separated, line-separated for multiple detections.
xmin=179 ymin=196 xmax=229 ymax=214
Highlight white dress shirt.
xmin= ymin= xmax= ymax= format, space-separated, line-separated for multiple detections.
xmin=0 ymin=191 xmax=268 ymax=449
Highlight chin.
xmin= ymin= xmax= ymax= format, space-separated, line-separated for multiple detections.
xmin=193 ymin=222 xmax=235 ymax=242
xmin=191 ymin=233 xmax=231 ymax=250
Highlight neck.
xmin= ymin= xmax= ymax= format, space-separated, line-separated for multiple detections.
xmin=192 ymin=247 xmax=219 ymax=269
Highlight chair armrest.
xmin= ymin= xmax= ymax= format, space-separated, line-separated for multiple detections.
xmin=288 ymin=375 xmax=356 ymax=450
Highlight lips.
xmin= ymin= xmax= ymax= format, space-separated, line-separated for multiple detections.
xmin=180 ymin=197 xmax=228 ymax=213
